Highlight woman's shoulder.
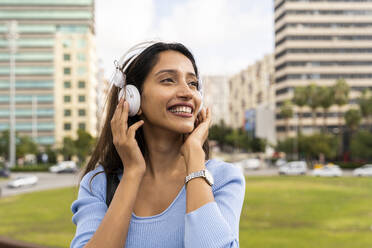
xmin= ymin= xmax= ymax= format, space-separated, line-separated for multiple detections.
xmin=205 ymin=159 xmax=245 ymax=190
xmin=79 ymin=165 xmax=107 ymax=192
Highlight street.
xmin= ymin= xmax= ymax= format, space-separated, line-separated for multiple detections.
xmin=0 ymin=171 xmax=81 ymax=198
xmin=0 ymin=167 xmax=356 ymax=198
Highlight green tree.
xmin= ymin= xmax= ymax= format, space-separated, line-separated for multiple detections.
xmin=350 ymin=130 xmax=372 ymax=161
xmin=357 ymin=90 xmax=372 ymax=130
xmin=0 ymin=130 xmax=10 ymax=160
xmin=293 ymin=86 xmax=308 ymax=134
xmin=16 ymin=136 xmax=38 ymax=159
xmin=74 ymin=129 xmax=95 ymax=163
xmin=209 ymin=120 xmax=233 ymax=150
xmin=319 ymin=86 xmax=334 ymax=133
xmin=279 ymin=100 xmax=294 ymax=138
xmin=333 ymin=79 xmax=350 ymax=156
xmin=44 ymin=145 xmax=57 ymax=164
xmin=333 ymin=79 xmax=350 ymax=133
xmin=344 ymin=109 xmax=362 ymax=138
xmin=60 ymin=137 xmax=76 ymax=160
xmin=306 ymin=83 xmax=322 ymax=132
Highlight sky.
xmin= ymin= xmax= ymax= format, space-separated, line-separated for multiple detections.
xmin=95 ymin=0 xmax=274 ymax=79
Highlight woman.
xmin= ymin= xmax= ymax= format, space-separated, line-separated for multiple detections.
xmin=70 ymin=41 xmax=245 ymax=248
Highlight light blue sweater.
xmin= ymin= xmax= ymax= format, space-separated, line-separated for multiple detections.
xmin=70 ymin=159 xmax=246 ymax=248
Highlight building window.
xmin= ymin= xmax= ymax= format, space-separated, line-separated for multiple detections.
xmin=78 ymin=122 xmax=86 ymax=130
xmin=63 ymin=53 xmax=71 ymax=61
xmin=64 ymin=109 xmax=71 ymax=116
xmin=78 ymin=81 xmax=86 ymax=88
xmin=63 ymin=67 xmax=71 ymax=75
xmin=62 ymin=39 xmax=71 ymax=48
xmin=64 ymin=123 xmax=71 ymax=130
xmin=64 ymin=95 xmax=71 ymax=103
xmin=77 ymin=53 xmax=86 ymax=61
xmin=64 ymin=81 xmax=71 ymax=88
xmin=78 ymin=95 xmax=85 ymax=102
xmin=78 ymin=66 xmax=86 ymax=75
xmin=78 ymin=109 xmax=86 ymax=116
xmin=78 ymin=39 xmax=86 ymax=48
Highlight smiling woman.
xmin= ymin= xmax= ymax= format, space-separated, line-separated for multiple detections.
xmin=70 ymin=41 xmax=245 ymax=248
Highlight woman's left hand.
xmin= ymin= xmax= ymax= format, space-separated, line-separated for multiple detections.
xmin=180 ymin=107 xmax=212 ymax=158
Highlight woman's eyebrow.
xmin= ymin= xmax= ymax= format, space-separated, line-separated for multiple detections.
xmin=155 ymin=69 xmax=196 ymax=78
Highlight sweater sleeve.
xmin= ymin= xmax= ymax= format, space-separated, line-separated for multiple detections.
xmin=70 ymin=169 xmax=108 ymax=248
xmin=184 ymin=162 xmax=246 ymax=248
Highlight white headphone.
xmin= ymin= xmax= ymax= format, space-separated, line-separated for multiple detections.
xmin=110 ymin=41 xmax=204 ymax=117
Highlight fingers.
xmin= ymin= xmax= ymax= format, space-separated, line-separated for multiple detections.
xmin=127 ymin=120 xmax=144 ymax=139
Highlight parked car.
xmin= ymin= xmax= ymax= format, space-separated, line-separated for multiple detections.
xmin=353 ymin=164 xmax=372 ymax=177
xmin=49 ymin=161 xmax=77 ymax=173
xmin=240 ymin=158 xmax=261 ymax=170
xmin=0 ymin=168 xmax=10 ymax=178
xmin=278 ymin=161 xmax=307 ymax=175
xmin=275 ymin=158 xmax=287 ymax=167
xmin=312 ymin=165 xmax=342 ymax=177
xmin=7 ymin=175 xmax=38 ymax=188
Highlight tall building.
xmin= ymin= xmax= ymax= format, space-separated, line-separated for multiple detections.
xmin=274 ymin=0 xmax=372 ymax=139
xmin=229 ymin=54 xmax=275 ymax=128
xmin=0 ymin=0 xmax=97 ymax=146
xmin=202 ymin=75 xmax=230 ymax=126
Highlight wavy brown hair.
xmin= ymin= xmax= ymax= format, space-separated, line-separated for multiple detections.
xmin=81 ymin=42 xmax=209 ymax=181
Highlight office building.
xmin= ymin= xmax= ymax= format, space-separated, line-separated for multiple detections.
xmin=0 ymin=0 xmax=97 ymax=146
xmin=274 ymin=0 xmax=372 ymax=139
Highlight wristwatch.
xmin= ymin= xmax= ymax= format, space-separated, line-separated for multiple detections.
xmin=185 ymin=169 xmax=214 ymax=186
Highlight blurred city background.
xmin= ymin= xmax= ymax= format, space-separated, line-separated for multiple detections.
xmin=0 ymin=0 xmax=372 ymax=247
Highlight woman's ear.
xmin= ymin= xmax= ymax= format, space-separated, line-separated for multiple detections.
xmin=137 ymin=107 xmax=143 ymax=116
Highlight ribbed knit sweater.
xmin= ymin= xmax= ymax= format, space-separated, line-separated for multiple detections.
xmin=70 ymin=159 xmax=246 ymax=248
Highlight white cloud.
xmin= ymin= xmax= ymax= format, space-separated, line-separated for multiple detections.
xmin=95 ymin=0 xmax=273 ymax=78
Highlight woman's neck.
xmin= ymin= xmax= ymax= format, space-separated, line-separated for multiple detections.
xmin=142 ymin=124 xmax=185 ymax=179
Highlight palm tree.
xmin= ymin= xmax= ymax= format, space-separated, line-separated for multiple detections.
xmin=279 ymin=100 xmax=294 ymax=138
xmin=293 ymin=86 xmax=308 ymax=134
xmin=345 ymin=109 xmax=362 ymax=139
xmin=306 ymin=83 xmax=322 ymax=133
xmin=333 ymin=79 xmax=350 ymax=133
xmin=333 ymin=78 xmax=350 ymax=156
xmin=319 ymin=86 xmax=334 ymax=133
xmin=357 ymin=89 xmax=372 ymax=130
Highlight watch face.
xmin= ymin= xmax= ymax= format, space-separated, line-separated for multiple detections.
xmin=205 ymin=169 xmax=214 ymax=186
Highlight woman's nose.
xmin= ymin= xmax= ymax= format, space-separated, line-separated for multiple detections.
xmin=176 ymin=81 xmax=193 ymax=99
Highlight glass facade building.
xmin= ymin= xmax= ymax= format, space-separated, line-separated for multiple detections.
xmin=0 ymin=0 xmax=96 ymax=145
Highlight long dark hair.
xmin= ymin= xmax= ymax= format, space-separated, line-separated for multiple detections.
xmin=81 ymin=42 xmax=209 ymax=181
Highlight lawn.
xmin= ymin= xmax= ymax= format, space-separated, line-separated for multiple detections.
xmin=0 ymin=176 xmax=371 ymax=248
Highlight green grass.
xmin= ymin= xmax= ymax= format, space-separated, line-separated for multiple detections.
xmin=0 ymin=177 xmax=371 ymax=248
xmin=240 ymin=176 xmax=372 ymax=248
xmin=0 ymin=186 xmax=79 ymax=248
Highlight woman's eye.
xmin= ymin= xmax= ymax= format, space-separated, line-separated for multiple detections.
xmin=160 ymin=78 xmax=174 ymax=83
xmin=189 ymin=81 xmax=199 ymax=88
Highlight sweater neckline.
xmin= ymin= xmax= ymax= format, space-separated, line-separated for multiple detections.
xmin=131 ymin=184 xmax=186 ymax=222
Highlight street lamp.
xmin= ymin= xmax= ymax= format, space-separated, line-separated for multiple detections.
xmin=6 ymin=21 xmax=19 ymax=168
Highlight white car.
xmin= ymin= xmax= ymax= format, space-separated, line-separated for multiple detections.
xmin=7 ymin=175 xmax=38 ymax=188
xmin=312 ymin=165 xmax=342 ymax=177
xmin=275 ymin=158 xmax=287 ymax=167
xmin=278 ymin=161 xmax=307 ymax=175
xmin=240 ymin=158 xmax=261 ymax=170
xmin=353 ymin=164 xmax=372 ymax=177
xmin=49 ymin=161 xmax=77 ymax=173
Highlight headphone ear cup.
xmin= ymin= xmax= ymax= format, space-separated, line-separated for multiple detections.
xmin=125 ymin=85 xmax=141 ymax=116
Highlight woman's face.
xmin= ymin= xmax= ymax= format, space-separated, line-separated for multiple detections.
xmin=140 ymin=50 xmax=202 ymax=134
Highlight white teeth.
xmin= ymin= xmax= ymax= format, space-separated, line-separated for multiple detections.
xmin=169 ymin=106 xmax=192 ymax=114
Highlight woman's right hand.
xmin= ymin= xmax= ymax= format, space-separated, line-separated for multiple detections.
xmin=111 ymin=99 xmax=146 ymax=176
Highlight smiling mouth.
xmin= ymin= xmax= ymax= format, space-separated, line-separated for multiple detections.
xmin=167 ymin=106 xmax=193 ymax=118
